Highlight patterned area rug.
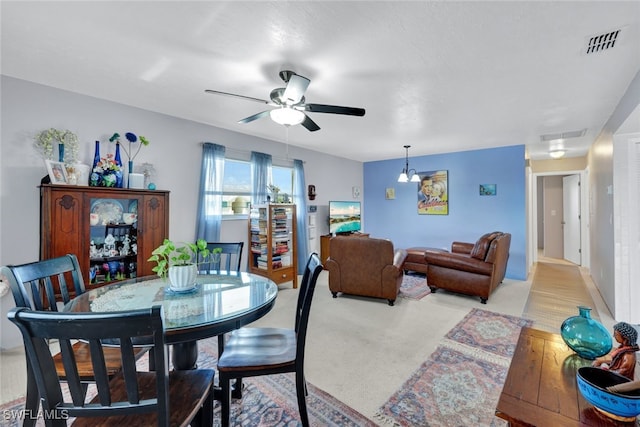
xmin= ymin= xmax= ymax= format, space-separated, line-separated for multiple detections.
xmin=444 ymin=308 xmax=533 ymax=358
xmin=398 ymin=274 xmax=431 ymax=300
xmin=375 ymin=308 xmax=533 ymax=427
xmin=0 ymin=336 xmax=375 ymax=427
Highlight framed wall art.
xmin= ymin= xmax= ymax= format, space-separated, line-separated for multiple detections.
xmin=45 ymin=160 xmax=68 ymax=184
xmin=385 ymin=188 xmax=395 ymax=200
xmin=417 ymin=170 xmax=448 ymax=215
xmin=479 ymin=184 xmax=496 ymax=196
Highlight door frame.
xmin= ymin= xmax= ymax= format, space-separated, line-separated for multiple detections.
xmin=528 ymin=168 xmax=590 ymax=273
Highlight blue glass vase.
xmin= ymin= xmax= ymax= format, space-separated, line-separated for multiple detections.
xmin=560 ymin=306 xmax=612 ymax=360
xmin=114 ymin=142 xmax=124 ymax=188
xmin=90 ymin=141 xmax=101 ymax=187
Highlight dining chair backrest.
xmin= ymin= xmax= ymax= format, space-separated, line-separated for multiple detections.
xmin=198 ymin=242 xmax=244 ymax=274
xmin=295 ymin=252 xmax=323 ymax=359
xmin=8 ymin=305 xmax=170 ymax=426
xmin=294 ymin=252 xmax=319 ymax=332
xmin=2 ymin=254 xmax=86 ymax=311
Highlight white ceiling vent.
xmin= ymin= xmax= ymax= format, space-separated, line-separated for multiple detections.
xmin=586 ymin=30 xmax=620 ymax=54
xmin=540 ymin=128 xmax=587 ymax=142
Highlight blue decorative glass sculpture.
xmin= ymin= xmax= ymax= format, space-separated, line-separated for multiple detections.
xmin=560 ymin=306 xmax=612 ymax=360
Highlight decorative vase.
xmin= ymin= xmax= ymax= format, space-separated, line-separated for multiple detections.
xmin=73 ymin=163 xmax=90 ymax=186
xmin=90 ymin=141 xmax=101 ymax=186
xmin=114 ymin=142 xmax=124 ymax=188
xmin=58 ymin=144 xmax=65 ymax=163
xmin=560 ymin=306 xmax=612 ymax=360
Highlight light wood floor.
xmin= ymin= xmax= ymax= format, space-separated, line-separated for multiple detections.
xmin=524 ymin=254 xmax=614 ymax=334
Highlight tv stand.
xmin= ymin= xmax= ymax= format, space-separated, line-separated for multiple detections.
xmin=320 ymin=233 xmax=369 ymax=267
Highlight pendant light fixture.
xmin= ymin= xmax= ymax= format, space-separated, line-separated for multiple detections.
xmin=398 ymin=145 xmax=421 ymax=183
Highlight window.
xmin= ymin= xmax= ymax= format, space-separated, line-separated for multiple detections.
xmin=221 ymin=160 xmax=294 ymax=216
xmin=221 ymin=159 xmax=251 ymax=216
xmin=271 ymin=165 xmax=293 ymax=203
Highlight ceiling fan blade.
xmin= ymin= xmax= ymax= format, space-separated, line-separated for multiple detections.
xmin=301 ymin=114 xmax=320 ymax=132
xmin=205 ymin=89 xmax=270 ymax=104
xmin=304 ymin=103 xmax=365 ymax=116
xmin=282 ymin=74 xmax=310 ymax=105
xmin=238 ymin=110 xmax=271 ymax=124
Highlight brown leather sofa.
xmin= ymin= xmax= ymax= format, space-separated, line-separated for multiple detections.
xmin=424 ymin=232 xmax=511 ymax=304
xmin=326 ymin=236 xmax=408 ymax=306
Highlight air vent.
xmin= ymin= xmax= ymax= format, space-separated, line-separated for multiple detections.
xmin=586 ymin=30 xmax=620 ymax=54
xmin=540 ymin=129 xmax=587 ymax=142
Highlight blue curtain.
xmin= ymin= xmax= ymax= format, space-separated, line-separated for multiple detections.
xmin=196 ymin=143 xmax=225 ymax=241
xmin=293 ymin=159 xmax=310 ymax=272
xmin=251 ymin=151 xmax=272 ymax=205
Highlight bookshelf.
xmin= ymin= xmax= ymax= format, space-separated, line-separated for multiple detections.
xmin=248 ymin=204 xmax=297 ymax=288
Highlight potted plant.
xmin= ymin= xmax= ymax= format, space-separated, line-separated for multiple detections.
xmin=148 ymin=238 xmax=221 ymax=290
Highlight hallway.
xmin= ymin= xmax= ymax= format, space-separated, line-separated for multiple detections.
xmin=523 ymin=256 xmax=615 ymax=334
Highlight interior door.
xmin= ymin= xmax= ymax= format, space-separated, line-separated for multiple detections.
xmin=562 ymin=174 xmax=581 ymax=264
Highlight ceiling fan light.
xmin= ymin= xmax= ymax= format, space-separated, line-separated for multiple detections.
xmin=270 ymin=107 xmax=305 ymax=126
xmin=549 ymin=150 xmax=566 ymax=159
xmin=398 ymin=172 xmax=409 ymax=183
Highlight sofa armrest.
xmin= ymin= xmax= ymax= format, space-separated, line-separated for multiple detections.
xmin=451 ymin=241 xmax=474 ymax=254
xmin=393 ymin=249 xmax=408 ymax=269
xmin=424 ymin=251 xmax=493 ymax=276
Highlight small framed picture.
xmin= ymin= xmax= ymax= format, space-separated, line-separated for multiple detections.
xmin=45 ymin=160 xmax=68 ymax=184
xmin=479 ymin=184 xmax=496 ymax=196
xmin=385 ymin=188 xmax=395 ymax=200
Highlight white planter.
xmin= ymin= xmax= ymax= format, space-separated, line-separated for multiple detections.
xmin=168 ymin=264 xmax=197 ymax=291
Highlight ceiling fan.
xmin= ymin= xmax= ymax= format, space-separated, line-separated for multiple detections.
xmin=205 ymin=70 xmax=365 ymax=132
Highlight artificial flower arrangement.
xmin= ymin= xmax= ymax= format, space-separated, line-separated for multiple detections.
xmin=34 ymin=128 xmax=79 ymax=165
xmin=90 ymin=153 xmax=121 ymax=187
xmin=109 ymin=132 xmax=150 ymax=167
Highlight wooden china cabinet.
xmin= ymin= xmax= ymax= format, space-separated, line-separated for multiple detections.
xmin=40 ymin=184 xmax=169 ymax=298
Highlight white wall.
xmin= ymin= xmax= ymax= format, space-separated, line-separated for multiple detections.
xmin=588 ymin=70 xmax=640 ymax=322
xmin=0 ymin=76 xmax=363 ymax=348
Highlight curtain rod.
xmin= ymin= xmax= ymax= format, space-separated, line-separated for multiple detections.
xmin=200 ymin=143 xmax=305 ymax=164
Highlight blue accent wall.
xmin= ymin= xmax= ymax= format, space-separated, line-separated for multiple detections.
xmin=363 ymin=145 xmax=526 ymax=280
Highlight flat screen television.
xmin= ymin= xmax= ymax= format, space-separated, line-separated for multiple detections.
xmin=329 ymin=201 xmax=361 ymax=235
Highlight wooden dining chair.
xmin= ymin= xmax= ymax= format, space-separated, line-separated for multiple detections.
xmin=1 ymin=254 xmax=148 ymax=426
xmin=8 ymin=305 xmax=214 ymax=427
xmin=216 ymin=252 xmax=323 ymax=427
xmin=198 ymin=242 xmax=244 ymax=274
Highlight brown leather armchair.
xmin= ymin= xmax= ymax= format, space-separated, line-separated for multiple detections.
xmin=424 ymin=232 xmax=511 ymax=304
xmin=326 ymin=236 xmax=407 ymax=306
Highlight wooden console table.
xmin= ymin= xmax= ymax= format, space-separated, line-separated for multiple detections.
xmin=496 ymin=327 xmax=635 ymax=426
xmin=320 ymin=233 xmax=369 ymax=267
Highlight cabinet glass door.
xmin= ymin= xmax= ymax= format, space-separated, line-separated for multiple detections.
xmin=89 ymin=197 xmax=139 ymax=285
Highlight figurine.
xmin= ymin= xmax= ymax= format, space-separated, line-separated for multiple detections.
xmin=132 ymin=243 xmax=138 ymax=255
xmin=89 ymin=240 xmax=98 ymax=258
xmin=104 ymin=233 xmax=117 ymax=257
xmin=120 ymin=235 xmax=131 ymax=256
xmin=592 ymin=322 xmax=639 ymax=380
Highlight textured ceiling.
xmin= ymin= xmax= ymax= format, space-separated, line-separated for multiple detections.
xmin=2 ymin=1 xmax=639 ymax=162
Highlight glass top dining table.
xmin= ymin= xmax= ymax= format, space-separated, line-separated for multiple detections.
xmin=64 ymin=272 xmax=278 ymax=369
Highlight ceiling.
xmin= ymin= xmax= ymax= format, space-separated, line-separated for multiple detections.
xmin=2 ymin=1 xmax=639 ymax=162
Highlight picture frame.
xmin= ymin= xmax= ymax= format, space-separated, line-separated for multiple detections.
xmin=417 ymin=170 xmax=448 ymax=215
xmin=479 ymin=184 xmax=496 ymax=196
xmin=45 ymin=160 xmax=68 ymax=184
xmin=385 ymin=187 xmax=395 ymax=200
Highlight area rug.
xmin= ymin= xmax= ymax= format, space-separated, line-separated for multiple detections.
xmin=444 ymin=307 xmax=533 ymax=358
xmin=0 ymin=336 xmax=376 ymax=427
xmin=375 ymin=308 xmax=532 ymax=427
xmin=398 ymin=274 xmax=431 ymax=300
